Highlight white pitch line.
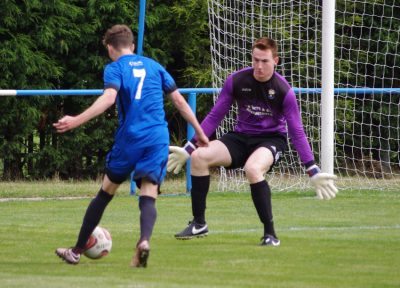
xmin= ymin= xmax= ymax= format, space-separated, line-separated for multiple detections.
xmin=0 ymin=196 xmax=91 ymax=202
xmin=283 ymin=225 xmax=400 ymax=231
xmin=209 ymin=224 xmax=400 ymax=234
xmin=1 ymin=198 xmax=399 ymax=233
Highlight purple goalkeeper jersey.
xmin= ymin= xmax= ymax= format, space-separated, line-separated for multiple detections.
xmin=200 ymin=67 xmax=314 ymax=166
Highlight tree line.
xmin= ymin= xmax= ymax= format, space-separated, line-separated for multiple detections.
xmin=0 ymin=0 xmax=211 ymax=180
xmin=0 ymin=1 xmax=398 ymax=180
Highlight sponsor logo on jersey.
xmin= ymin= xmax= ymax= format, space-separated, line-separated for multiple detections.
xmin=245 ymin=104 xmax=272 ymax=116
xmin=129 ymin=61 xmax=143 ymax=66
xmin=267 ymin=89 xmax=276 ymax=100
xmin=241 ymin=87 xmax=252 ymax=92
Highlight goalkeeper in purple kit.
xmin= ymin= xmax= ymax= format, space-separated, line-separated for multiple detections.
xmin=168 ymin=37 xmax=338 ymax=246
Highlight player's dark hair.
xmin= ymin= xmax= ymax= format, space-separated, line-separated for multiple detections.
xmin=103 ymin=24 xmax=134 ymax=49
xmin=252 ymin=37 xmax=278 ymax=57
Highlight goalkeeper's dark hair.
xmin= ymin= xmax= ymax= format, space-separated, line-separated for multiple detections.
xmin=252 ymin=37 xmax=278 ymax=57
xmin=103 ymin=24 xmax=134 ymax=50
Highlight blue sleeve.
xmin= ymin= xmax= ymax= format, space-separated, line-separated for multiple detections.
xmin=103 ymin=63 xmax=121 ymax=91
xmin=158 ymin=64 xmax=177 ymax=94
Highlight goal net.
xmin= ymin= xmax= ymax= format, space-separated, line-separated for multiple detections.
xmin=207 ymin=0 xmax=400 ymax=191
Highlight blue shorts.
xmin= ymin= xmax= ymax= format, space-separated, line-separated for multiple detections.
xmin=105 ymin=142 xmax=169 ymax=185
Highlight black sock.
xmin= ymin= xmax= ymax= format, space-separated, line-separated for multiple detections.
xmin=191 ymin=175 xmax=210 ymax=224
xmin=138 ymin=196 xmax=157 ymax=244
xmin=250 ymin=181 xmax=276 ymax=238
xmin=74 ymin=189 xmax=113 ymax=252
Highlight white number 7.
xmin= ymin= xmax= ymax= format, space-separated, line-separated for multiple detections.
xmin=133 ymin=68 xmax=146 ymax=99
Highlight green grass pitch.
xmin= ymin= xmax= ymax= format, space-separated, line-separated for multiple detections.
xmin=0 ymin=181 xmax=399 ymax=288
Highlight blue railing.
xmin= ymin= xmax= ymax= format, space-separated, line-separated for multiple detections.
xmin=0 ymin=88 xmax=219 ymax=194
xmin=5 ymin=87 xmax=400 ymax=96
xmin=2 ymin=87 xmax=400 ymax=194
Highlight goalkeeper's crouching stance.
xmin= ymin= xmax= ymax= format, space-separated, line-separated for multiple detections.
xmin=167 ymin=37 xmax=338 ymax=246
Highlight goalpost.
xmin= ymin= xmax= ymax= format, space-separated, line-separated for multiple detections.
xmin=207 ymin=0 xmax=400 ymax=191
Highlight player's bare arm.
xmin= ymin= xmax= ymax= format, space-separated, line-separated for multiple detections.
xmin=53 ymin=88 xmax=117 ymax=133
xmin=168 ymin=89 xmax=209 ymax=147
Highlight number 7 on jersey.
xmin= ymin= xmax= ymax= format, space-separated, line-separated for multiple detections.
xmin=133 ymin=68 xmax=146 ymax=100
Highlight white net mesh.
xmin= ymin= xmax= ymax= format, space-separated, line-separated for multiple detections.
xmin=207 ymin=0 xmax=400 ymax=191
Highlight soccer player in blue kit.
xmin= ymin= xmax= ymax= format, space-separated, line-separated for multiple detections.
xmin=53 ymin=24 xmax=208 ymax=267
xmin=168 ymin=37 xmax=338 ymax=246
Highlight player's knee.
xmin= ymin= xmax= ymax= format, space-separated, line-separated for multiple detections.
xmin=244 ymin=163 xmax=268 ymax=181
xmin=191 ymin=149 xmax=211 ymax=170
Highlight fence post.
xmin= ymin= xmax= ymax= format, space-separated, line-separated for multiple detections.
xmin=186 ymin=92 xmax=197 ymax=194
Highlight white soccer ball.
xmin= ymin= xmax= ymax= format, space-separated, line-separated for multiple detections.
xmin=84 ymin=226 xmax=112 ymax=259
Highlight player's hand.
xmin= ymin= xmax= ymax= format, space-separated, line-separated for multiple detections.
xmin=307 ymin=165 xmax=338 ymax=200
xmin=167 ymin=142 xmax=196 ymax=174
xmin=53 ymin=116 xmax=80 ymax=133
xmin=195 ymin=132 xmax=209 ymax=148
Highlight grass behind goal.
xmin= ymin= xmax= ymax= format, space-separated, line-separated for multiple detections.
xmin=0 ymin=181 xmax=399 ymax=288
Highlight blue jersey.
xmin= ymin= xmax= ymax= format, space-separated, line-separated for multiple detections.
xmin=103 ymin=54 xmax=177 ymax=148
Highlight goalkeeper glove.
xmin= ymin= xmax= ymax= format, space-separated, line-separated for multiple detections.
xmin=167 ymin=142 xmax=197 ymax=174
xmin=307 ymin=165 xmax=338 ymax=200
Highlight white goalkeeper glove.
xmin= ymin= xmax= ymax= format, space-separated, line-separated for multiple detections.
xmin=307 ymin=165 xmax=338 ymax=200
xmin=167 ymin=142 xmax=197 ymax=174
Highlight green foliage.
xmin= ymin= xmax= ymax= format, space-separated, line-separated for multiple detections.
xmin=333 ymin=1 xmax=399 ymax=169
xmin=0 ymin=0 xmax=212 ymax=180
xmin=144 ymin=0 xmax=213 ymax=143
xmin=2 ymin=0 xmax=395 ymax=180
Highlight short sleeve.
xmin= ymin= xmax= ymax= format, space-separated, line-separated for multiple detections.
xmin=159 ymin=65 xmax=177 ymax=94
xmin=103 ymin=63 xmax=121 ymax=91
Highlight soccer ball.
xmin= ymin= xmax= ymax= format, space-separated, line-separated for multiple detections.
xmin=84 ymin=226 xmax=112 ymax=259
